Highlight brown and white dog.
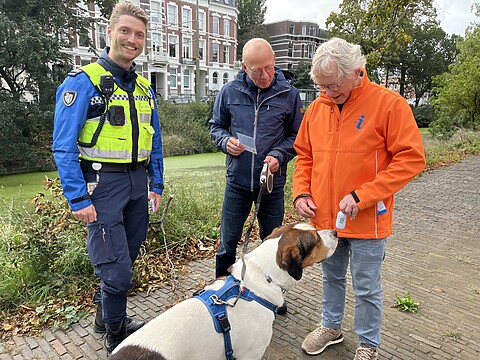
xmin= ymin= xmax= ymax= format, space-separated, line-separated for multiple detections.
xmin=110 ymin=223 xmax=338 ymax=360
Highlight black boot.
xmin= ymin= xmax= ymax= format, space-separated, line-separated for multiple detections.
xmin=105 ymin=319 xmax=127 ymax=356
xmin=93 ymin=293 xmax=145 ymax=335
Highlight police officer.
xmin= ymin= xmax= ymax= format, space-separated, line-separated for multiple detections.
xmin=52 ymin=3 xmax=163 ymax=355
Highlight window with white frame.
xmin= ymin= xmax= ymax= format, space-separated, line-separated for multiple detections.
xmin=309 ymin=25 xmax=316 ymax=36
xmin=183 ymin=35 xmax=191 ymax=59
xmin=212 ymin=72 xmax=218 ymax=84
xmin=169 ymin=67 xmax=177 ymax=88
xmin=223 ymin=72 xmax=228 ymax=85
xmin=223 ymin=45 xmax=229 ymax=64
xmin=152 ymin=33 xmax=161 ymax=54
xmin=97 ymin=24 xmax=108 ymax=49
xmin=79 ymin=32 xmax=90 ymax=47
xmin=199 ymin=39 xmax=205 ymax=60
xmin=302 ymin=25 xmax=307 ymax=35
xmin=289 ymin=24 xmax=295 ymax=34
xmin=183 ymin=69 xmax=190 ymax=89
xmin=169 ymin=34 xmax=178 ymax=57
xmin=212 ymin=42 xmax=219 ymax=62
xmin=198 ymin=11 xmax=205 ymax=31
xmin=223 ymin=18 xmax=230 ymax=37
xmin=151 ymin=1 xmax=161 ymax=24
xmin=213 ymin=16 xmax=219 ymax=34
xmin=167 ymin=4 xmax=177 ymax=26
xmin=182 ymin=7 xmax=191 ymax=28
xmin=57 ymin=30 xmax=69 ymax=45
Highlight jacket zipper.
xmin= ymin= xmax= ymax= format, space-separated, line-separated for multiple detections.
xmin=250 ymin=87 xmax=290 ymax=191
xmin=128 ymin=92 xmax=139 ymax=164
xmin=331 ymin=106 xmax=341 ymax=228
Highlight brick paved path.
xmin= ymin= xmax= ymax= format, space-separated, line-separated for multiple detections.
xmin=1 ymin=156 xmax=479 ymax=360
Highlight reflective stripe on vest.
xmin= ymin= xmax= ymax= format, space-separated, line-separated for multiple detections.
xmin=78 ymin=62 xmax=154 ymax=163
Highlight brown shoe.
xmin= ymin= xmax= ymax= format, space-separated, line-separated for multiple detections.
xmin=302 ymin=325 xmax=343 ymax=355
xmin=354 ymin=343 xmax=379 ymax=360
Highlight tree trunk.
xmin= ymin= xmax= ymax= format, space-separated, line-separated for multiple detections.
xmin=399 ymin=66 xmax=406 ymax=97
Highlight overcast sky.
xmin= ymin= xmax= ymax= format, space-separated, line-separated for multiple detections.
xmin=264 ymin=0 xmax=478 ymax=36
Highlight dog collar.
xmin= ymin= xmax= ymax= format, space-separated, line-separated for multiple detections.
xmin=265 ymin=273 xmax=287 ymax=292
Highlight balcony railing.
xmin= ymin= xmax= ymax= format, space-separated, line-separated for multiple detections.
xmin=182 ymin=58 xmax=196 ymax=65
xmin=149 ymin=51 xmax=168 ymax=64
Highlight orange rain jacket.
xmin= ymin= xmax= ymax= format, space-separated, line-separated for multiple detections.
xmin=293 ymin=72 xmax=426 ymax=239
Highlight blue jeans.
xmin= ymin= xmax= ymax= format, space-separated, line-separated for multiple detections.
xmin=321 ymin=237 xmax=386 ymax=348
xmin=215 ymin=183 xmax=285 ymax=278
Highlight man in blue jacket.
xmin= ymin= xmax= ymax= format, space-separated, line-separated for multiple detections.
xmin=209 ymin=38 xmax=304 ymax=297
xmin=52 ymin=3 xmax=163 ymax=355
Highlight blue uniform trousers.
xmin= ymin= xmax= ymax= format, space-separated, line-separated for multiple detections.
xmin=84 ymin=166 xmax=149 ymax=324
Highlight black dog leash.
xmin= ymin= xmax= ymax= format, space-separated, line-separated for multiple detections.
xmin=240 ymin=162 xmax=273 ymax=286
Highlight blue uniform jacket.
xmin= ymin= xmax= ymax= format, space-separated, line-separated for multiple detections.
xmin=209 ymin=68 xmax=303 ymax=191
xmin=52 ymin=48 xmax=164 ymax=211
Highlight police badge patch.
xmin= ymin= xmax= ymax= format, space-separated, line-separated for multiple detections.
xmin=62 ymin=91 xmax=77 ymax=106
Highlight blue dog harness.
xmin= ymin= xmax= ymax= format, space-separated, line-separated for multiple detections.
xmin=193 ymin=275 xmax=278 ymax=360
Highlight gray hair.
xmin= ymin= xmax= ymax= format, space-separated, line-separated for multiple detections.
xmin=310 ymin=37 xmax=366 ymax=83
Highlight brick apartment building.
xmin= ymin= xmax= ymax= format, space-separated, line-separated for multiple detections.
xmin=63 ymin=0 xmax=239 ymax=102
xmin=265 ymin=20 xmax=328 ymax=71
xmin=264 ymin=20 xmax=328 ymax=104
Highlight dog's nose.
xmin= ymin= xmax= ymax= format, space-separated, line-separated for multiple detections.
xmin=332 ymin=230 xmax=337 ymax=237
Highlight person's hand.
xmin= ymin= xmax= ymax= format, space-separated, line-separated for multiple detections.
xmin=295 ymin=197 xmax=317 ymax=218
xmin=149 ymin=192 xmax=162 ymax=213
xmin=339 ymin=193 xmax=359 ymax=220
xmin=72 ymin=204 xmax=97 ymax=223
xmin=226 ymin=137 xmax=245 ymax=156
xmin=264 ymin=155 xmax=279 ymax=173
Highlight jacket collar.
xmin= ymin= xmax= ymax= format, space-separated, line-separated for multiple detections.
xmin=97 ymin=47 xmax=138 ymax=86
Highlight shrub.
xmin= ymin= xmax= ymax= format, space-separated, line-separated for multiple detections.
xmin=0 ymin=97 xmax=55 ymax=174
xmin=411 ymin=104 xmax=435 ymax=128
xmin=0 ymin=178 xmax=93 ymax=311
xmin=0 ymin=170 xmax=225 ymax=325
xmin=159 ymin=102 xmax=217 ymax=156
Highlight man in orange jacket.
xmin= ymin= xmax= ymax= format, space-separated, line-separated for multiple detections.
xmin=293 ymin=38 xmax=426 ymax=360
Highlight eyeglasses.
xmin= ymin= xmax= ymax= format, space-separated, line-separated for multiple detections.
xmin=244 ymin=63 xmax=275 ymax=77
xmin=314 ymin=78 xmax=344 ymax=92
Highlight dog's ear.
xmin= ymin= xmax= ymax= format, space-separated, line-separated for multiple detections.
xmin=278 ymin=246 xmax=303 ymax=280
xmin=264 ymin=224 xmax=288 ymax=240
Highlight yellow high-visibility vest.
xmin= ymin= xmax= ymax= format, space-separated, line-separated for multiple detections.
xmin=78 ymin=62 xmax=155 ymax=163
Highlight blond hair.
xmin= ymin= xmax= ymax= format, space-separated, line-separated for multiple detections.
xmin=109 ymin=2 xmax=149 ymax=29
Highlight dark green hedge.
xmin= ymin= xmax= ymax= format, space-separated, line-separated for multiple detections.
xmin=0 ymin=100 xmax=217 ymax=175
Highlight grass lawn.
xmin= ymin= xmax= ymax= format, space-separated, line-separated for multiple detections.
xmin=419 ymin=127 xmax=430 ymax=136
